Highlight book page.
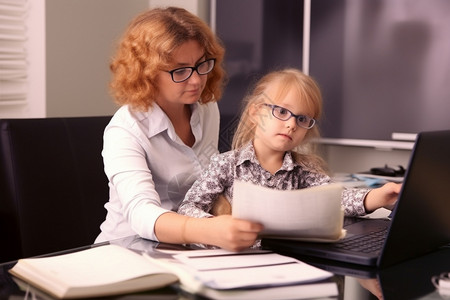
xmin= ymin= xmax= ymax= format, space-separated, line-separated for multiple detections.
xmin=9 ymin=245 xmax=178 ymax=298
xmin=232 ymin=181 xmax=345 ymax=241
xmin=18 ymin=245 xmax=170 ymax=286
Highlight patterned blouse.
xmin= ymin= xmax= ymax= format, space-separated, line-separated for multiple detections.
xmin=177 ymin=142 xmax=369 ymax=218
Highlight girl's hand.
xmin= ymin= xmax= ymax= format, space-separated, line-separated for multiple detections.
xmin=364 ymin=182 xmax=402 ymax=212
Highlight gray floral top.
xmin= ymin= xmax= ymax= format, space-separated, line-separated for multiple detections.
xmin=178 ymin=142 xmax=369 ymax=218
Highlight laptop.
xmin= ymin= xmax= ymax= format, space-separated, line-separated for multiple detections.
xmin=262 ymin=130 xmax=450 ymax=268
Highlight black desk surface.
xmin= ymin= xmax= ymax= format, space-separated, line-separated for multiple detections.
xmin=1 ymin=236 xmax=449 ymax=300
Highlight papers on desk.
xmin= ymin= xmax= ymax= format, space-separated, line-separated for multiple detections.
xmin=145 ymin=248 xmax=337 ymax=299
xmin=232 ymin=181 xmax=346 ymax=242
xmin=174 ymin=249 xmax=332 ymax=289
xmin=9 ymin=239 xmax=337 ymax=300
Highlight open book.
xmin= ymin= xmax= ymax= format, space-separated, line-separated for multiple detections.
xmin=232 ymin=181 xmax=346 ymax=242
xmin=9 ymin=244 xmax=337 ymax=299
xmin=8 ymin=244 xmax=178 ymax=299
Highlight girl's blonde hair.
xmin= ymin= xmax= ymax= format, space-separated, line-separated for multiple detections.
xmin=109 ymin=7 xmax=226 ymax=111
xmin=232 ymin=68 xmax=327 ymax=172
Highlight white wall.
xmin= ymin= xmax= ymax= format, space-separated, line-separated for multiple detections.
xmin=26 ymin=0 xmax=46 ymax=118
xmin=321 ymin=144 xmax=412 ymax=175
xmin=0 ymin=0 xmax=46 ymax=118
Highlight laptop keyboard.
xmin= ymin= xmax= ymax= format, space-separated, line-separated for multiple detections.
xmin=334 ymin=227 xmax=388 ymax=253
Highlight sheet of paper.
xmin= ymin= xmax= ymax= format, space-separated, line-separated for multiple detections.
xmin=232 ymin=181 xmax=345 ymax=240
xmin=174 ymin=251 xmax=294 ymax=271
xmin=171 ymin=249 xmax=333 ymax=290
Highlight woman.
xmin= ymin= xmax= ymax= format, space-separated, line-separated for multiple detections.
xmin=95 ymin=7 xmax=262 ymax=251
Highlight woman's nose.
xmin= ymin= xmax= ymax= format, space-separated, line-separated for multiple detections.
xmin=187 ymin=70 xmax=202 ymax=84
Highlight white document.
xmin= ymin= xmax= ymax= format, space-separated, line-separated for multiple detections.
xmin=145 ymin=249 xmax=338 ymax=299
xmin=232 ymin=181 xmax=346 ymax=241
xmin=150 ymin=249 xmax=333 ymax=290
xmin=173 ymin=249 xmax=281 ymax=271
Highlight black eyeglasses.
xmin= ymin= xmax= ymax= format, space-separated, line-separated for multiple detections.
xmin=167 ymin=58 xmax=216 ymax=83
xmin=262 ymin=103 xmax=315 ymax=129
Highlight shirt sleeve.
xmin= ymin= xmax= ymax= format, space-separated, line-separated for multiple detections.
xmin=300 ymin=167 xmax=370 ymax=216
xmin=178 ymin=152 xmax=233 ymax=218
xmin=342 ymin=188 xmax=370 ymax=216
xmin=103 ymin=123 xmax=169 ymax=241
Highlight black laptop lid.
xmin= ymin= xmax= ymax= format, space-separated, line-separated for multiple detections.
xmin=378 ymin=130 xmax=450 ymax=267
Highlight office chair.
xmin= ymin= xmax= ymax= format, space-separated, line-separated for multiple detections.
xmin=0 ymin=116 xmax=111 ymax=262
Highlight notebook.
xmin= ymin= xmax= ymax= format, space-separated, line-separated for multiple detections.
xmin=262 ymin=130 xmax=450 ymax=268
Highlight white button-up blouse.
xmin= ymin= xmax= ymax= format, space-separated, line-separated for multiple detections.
xmin=96 ymin=102 xmax=219 ymax=243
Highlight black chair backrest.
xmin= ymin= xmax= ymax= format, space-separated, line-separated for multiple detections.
xmin=219 ymin=113 xmax=239 ymax=153
xmin=0 ymin=116 xmax=111 ymax=262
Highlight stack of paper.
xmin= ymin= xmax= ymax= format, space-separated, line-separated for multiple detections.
xmin=146 ymin=248 xmax=338 ymax=299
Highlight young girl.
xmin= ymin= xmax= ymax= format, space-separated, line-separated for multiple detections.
xmin=178 ymin=68 xmax=400 ymax=222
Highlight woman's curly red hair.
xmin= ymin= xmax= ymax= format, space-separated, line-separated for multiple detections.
xmin=109 ymin=7 xmax=226 ymax=111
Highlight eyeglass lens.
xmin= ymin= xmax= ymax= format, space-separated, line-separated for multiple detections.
xmin=170 ymin=59 xmax=215 ymax=83
xmin=271 ymin=105 xmax=315 ymax=129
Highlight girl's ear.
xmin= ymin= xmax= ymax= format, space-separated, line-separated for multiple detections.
xmin=248 ymin=103 xmax=260 ymax=125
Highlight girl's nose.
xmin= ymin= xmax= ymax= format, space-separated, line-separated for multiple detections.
xmin=286 ymin=117 xmax=297 ymax=130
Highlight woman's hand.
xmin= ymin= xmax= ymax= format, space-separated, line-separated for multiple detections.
xmin=155 ymin=212 xmax=263 ymax=252
xmin=206 ymin=215 xmax=263 ymax=251
xmin=180 ymin=215 xmax=263 ymax=252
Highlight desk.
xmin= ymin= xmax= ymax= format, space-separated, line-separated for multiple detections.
xmin=1 ymin=236 xmax=449 ymax=299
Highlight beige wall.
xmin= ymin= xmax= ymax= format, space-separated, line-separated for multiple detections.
xmin=45 ymin=0 xmax=149 ymax=117
xmin=44 ymin=0 xmax=209 ymax=118
xmin=0 ymin=0 xmax=206 ymax=119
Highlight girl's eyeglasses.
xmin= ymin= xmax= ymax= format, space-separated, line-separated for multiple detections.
xmin=262 ymin=103 xmax=315 ymax=129
xmin=167 ymin=58 xmax=216 ymax=83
